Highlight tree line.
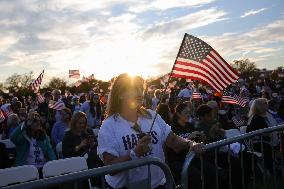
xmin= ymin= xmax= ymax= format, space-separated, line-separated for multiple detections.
xmin=0 ymin=59 xmax=283 ymax=97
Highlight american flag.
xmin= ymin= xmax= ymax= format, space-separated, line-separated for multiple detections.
xmin=69 ymin=70 xmax=80 ymax=79
xmin=172 ymin=34 xmax=239 ymax=92
xmin=221 ymin=94 xmax=248 ymax=107
xmin=234 ymin=94 xmax=249 ymax=107
xmin=48 ymin=101 xmax=65 ymax=110
xmin=232 ymin=116 xmax=245 ymax=127
xmin=192 ymin=92 xmax=202 ymax=99
xmin=36 ymin=93 xmax=45 ymax=104
xmin=74 ymin=80 xmax=82 ymax=87
xmin=0 ymin=109 xmax=5 ymax=123
xmin=31 ymin=70 xmax=44 ymax=91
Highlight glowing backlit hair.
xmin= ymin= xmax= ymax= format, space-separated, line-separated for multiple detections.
xmin=106 ymin=73 xmax=151 ymax=119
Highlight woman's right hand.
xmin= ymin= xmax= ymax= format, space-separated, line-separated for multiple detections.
xmin=78 ymin=139 xmax=88 ymax=149
xmin=134 ymin=134 xmax=152 ymax=157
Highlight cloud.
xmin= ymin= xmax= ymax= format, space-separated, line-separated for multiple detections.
xmin=142 ymin=8 xmax=228 ymax=38
xmin=240 ymin=8 xmax=267 ymax=18
xmin=128 ymin=0 xmax=216 ymax=13
xmin=201 ymin=17 xmax=284 ymax=67
xmin=0 ymin=0 xmax=282 ymax=83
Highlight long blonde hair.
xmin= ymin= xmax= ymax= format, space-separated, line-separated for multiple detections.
xmin=248 ymin=98 xmax=268 ymax=118
xmin=106 ymin=73 xmax=151 ymax=119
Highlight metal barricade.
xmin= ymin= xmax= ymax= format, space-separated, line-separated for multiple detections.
xmin=181 ymin=124 xmax=284 ymax=189
xmin=2 ymin=157 xmax=175 ymax=189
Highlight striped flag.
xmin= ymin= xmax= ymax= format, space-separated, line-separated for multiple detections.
xmin=48 ymin=101 xmax=65 ymax=110
xmin=232 ymin=116 xmax=245 ymax=127
xmin=0 ymin=109 xmax=5 ymax=123
xmin=69 ymin=70 xmax=80 ymax=79
xmin=233 ymin=94 xmax=248 ymax=107
xmin=36 ymin=93 xmax=45 ymax=104
xmin=192 ymin=92 xmax=202 ymax=99
xmin=221 ymin=94 xmax=248 ymax=107
xmin=172 ymin=34 xmax=239 ymax=92
xmin=74 ymin=80 xmax=82 ymax=87
xmin=31 ymin=70 xmax=44 ymax=91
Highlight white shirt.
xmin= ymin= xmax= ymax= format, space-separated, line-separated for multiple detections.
xmin=26 ymin=138 xmax=46 ymax=168
xmin=97 ymin=110 xmax=171 ymax=188
xmin=178 ymin=88 xmax=192 ymax=98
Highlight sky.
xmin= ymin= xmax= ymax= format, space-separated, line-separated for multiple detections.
xmin=0 ymin=0 xmax=284 ymax=84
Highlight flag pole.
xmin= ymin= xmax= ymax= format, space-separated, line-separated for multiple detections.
xmin=149 ymin=33 xmax=187 ymax=133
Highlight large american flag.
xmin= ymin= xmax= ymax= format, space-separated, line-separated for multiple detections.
xmin=172 ymin=34 xmax=239 ymax=92
xmin=221 ymin=94 xmax=248 ymax=107
xmin=31 ymin=70 xmax=44 ymax=91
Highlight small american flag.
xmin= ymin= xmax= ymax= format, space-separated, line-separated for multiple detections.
xmin=221 ymin=93 xmax=248 ymax=107
xmin=36 ymin=93 xmax=45 ymax=104
xmin=69 ymin=70 xmax=80 ymax=79
xmin=172 ymin=34 xmax=239 ymax=92
xmin=48 ymin=101 xmax=65 ymax=110
xmin=232 ymin=116 xmax=245 ymax=127
xmin=74 ymin=80 xmax=82 ymax=87
xmin=31 ymin=70 xmax=44 ymax=91
xmin=192 ymin=92 xmax=202 ymax=99
xmin=0 ymin=110 xmax=5 ymax=123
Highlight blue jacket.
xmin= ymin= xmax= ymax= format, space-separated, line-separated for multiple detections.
xmin=10 ymin=124 xmax=56 ymax=166
xmin=51 ymin=121 xmax=69 ymax=145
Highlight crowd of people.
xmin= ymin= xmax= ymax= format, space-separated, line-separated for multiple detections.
xmin=0 ymin=73 xmax=284 ymax=188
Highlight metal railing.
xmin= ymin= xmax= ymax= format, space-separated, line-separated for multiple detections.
xmin=2 ymin=157 xmax=175 ymax=189
xmin=181 ymin=124 xmax=284 ymax=189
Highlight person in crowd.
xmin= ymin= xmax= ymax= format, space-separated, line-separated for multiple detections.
xmin=52 ymin=89 xmax=62 ymax=102
xmin=207 ymin=101 xmax=219 ymax=120
xmin=151 ymin=89 xmax=161 ymax=111
xmin=267 ymin=99 xmax=284 ymax=126
xmin=10 ymin=111 xmax=56 ymax=168
xmin=156 ymin=103 xmax=172 ymax=125
xmin=6 ymin=113 xmax=20 ymax=138
xmin=52 ymin=89 xmax=63 ymax=122
xmin=1 ymin=103 xmax=13 ymax=116
xmin=62 ymin=111 xmax=103 ymax=169
xmin=18 ymin=108 xmax=27 ymax=124
xmin=239 ymin=79 xmax=249 ymax=97
xmin=71 ymin=95 xmax=81 ymax=114
xmin=246 ymin=98 xmax=273 ymax=172
xmin=80 ymin=92 xmax=102 ymax=128
xmin=178 ymin=82 xmax=193 ymax=101
xmin=10 ymin=101 xmax=22 ymax=115
xmin=79 ymin=93 xmax=86 ymax=104
xmin=166 ymin=102 xmax=220 ymax=188
xmin=261 ymin=90 xmax=270 ymax=100
xmin=97 ymin=73 xmax=203 ymax=189
xmin=247 ymin=98 xmax=269 ymax=132
xmin=51 ymin=108 xmax=71 ymax=146
xmin=37 ymin=91 xmax=55 ymax=125
xmin=196 ymin=105 xmax=225 ymax=143
xmin=143 ymin=87 xmax=152 ymax=109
